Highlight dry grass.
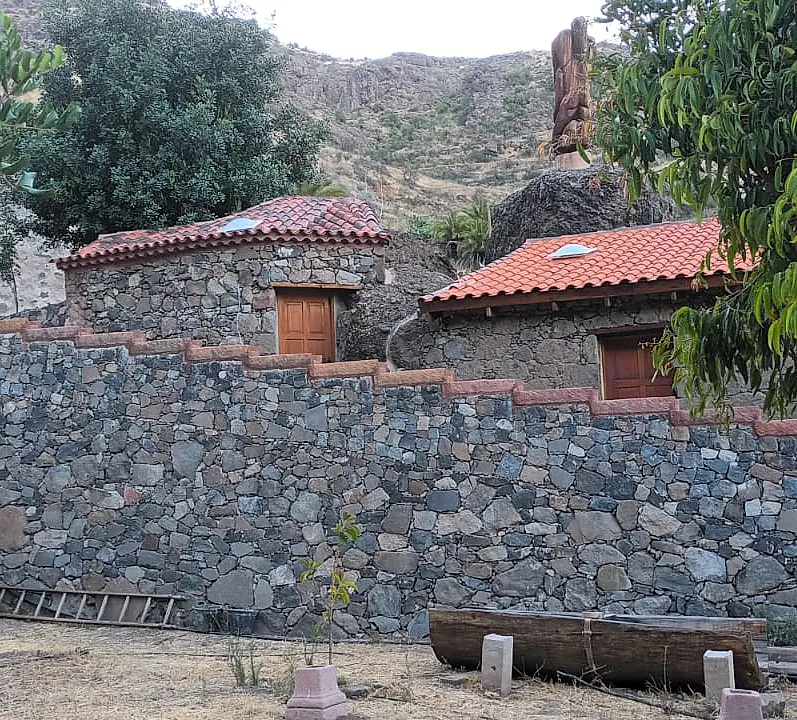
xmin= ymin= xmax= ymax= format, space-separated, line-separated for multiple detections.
xmin=0 ymin=618 xmax=792 ymax=720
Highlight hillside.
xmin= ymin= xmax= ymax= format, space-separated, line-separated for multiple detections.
xmin=282 ymin=48 xmax=554 ymax=228
xmin=8 ymin=2 xmax=556 ymax=230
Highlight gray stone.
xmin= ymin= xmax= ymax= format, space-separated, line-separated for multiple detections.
xmin=615 ymin=500 xmax=639 ymax=530
xmin=579 ymin=544 xmax=626 ymax=566
xmin=567 ymin=511 xmax=622 ymax=542
xmin=381 ymin=504 xmax=412 ymax=535
xmin=685 ymin=548 xmax=726 ymax=582
xmin=638 ymin=505 xmax=681 ymax=537
xmin=564 ymin=577 xmax=597 ymax=610
xmin=304 ymin=404 xmax=328 ymax=432
xmin=342 ymin=548 xmax=370 ymax=569
xmin=435 ymin=577 xmax=470 ymax=606
xmin=290 ymin=492 xmax=322 ymax=523
xmin=482 ymin=498 xmax=521 ymax=531
xmin=171 ymin=441 xmax=204 ymax=478
xmin=90 ymin=489 xmax=124 ymax=510
xmin=407 ymin=609 xmax=430 ymax=638
xmin=596 ymin=565 xmax=631 ymax=591
xmin=33 ymin=529 xmax=66 ymax=549
xmin=131 ymin=463 xmax=164 ymax=486
xmin=44 ymin=465 xmax=71 ymax=492
xmin=375 ymin=551 xmax=419 ymax=574
xmin=0 ymin=506 xmax=27 ymax=551
xmin=254 ymin=579 xmax=274 ymax=609
xmin=368 ymin=584 xmax=401 ymax=617
xmin=427 ymin=490 xmax=460 ymax=512
xmin=496 ymin=453 xmax=524 ymax=480
xmin=207 ymin=570 xmax=254 ymax=607
xmin=492 ymin=558 xmax=545 ymax=597
xmin=735 ymin=557 xmax=788 ymax=595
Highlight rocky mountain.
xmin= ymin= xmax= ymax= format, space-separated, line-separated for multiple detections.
xmin=10 ymin=2 xmax=556 ymax=230
xmin=282 ymin=48 xmax=554 ymax=228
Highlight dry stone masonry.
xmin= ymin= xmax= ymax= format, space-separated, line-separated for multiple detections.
xmin=395 ymin=295 xmax=760 ymax=407
xmin=1 ymin=322 xmax=797 ymax=638
xmin=63 ymin=242 xmax=384 ymax=352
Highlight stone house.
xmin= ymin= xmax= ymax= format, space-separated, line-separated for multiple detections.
xmin=56 ymin=196 xmax=390 ymax=361
xmin=411 ymin=218 xmax=755 ymax=403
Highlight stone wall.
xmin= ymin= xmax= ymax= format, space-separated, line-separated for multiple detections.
xmin=2 ymin=321 xmax=797 ymax=640
xmin=397 ymin=293 xmax=760 ymax=406
xmin=0 ymin=238 xmax=66 ymax=316
xmin=64 ymin=242 xmax=385 ymax=355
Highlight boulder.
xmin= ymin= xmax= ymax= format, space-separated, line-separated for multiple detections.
xmin=486 ymin=165 xmax=680 ymax=263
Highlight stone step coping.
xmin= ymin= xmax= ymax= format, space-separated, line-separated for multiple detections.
xmin=2 ymin=317 xmax=797 ymax=436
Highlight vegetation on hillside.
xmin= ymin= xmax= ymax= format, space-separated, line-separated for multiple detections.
xmin=22 ymin=0 xmax=324 ymax=249
xmin=598 ymin=0 xmax=797 ymax=417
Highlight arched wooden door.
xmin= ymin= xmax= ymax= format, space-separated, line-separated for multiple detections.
xmin=277 ymin=289 xmax=335 ymax=362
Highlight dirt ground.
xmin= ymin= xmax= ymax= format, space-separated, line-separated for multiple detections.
xmin=0 ymin=618 xmax=792 ymax=720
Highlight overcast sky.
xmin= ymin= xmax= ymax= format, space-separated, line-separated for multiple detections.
xmin=220 ymin=1 xmax=612 ymax=59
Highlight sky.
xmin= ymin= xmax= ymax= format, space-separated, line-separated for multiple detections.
xmin=217 ymin=1 xmax=612 ymax=59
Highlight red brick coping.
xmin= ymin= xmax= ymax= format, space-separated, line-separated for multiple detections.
xmin=3 ymin=318 xmax=796 ymax=437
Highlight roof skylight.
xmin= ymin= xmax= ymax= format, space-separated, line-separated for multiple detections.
xmin=220 ymin=217 xmax=261 ymax=232
xmin=549 ymin=243 xmax=597 ymax=259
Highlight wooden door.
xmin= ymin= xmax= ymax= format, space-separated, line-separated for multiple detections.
xmin=277 ymin=290 xmax=335 ymax=362
xmin=601 ymin=334 xmax=674 ymax=400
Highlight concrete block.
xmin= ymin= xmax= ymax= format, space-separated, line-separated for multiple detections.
xmin=719 ymin=689 xmax=763 ymax=720
xmin=481 ymin=633 xmax=513 ymax=696
xmin=286 ymin=665 xmax=348 ymax=720
xmin=704 ymin=649 xmax=735 ymax=703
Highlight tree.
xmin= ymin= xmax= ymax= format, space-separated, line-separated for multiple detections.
xmin=596 ymin=0 xmax=797 ymax=418
xmin=24 ymin=0 xmax=325 ymax=250
xmin=0 ymin=12 xmax=79 ymax=303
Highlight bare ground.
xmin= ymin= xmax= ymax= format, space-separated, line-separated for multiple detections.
xmin=0 ymin=618 xmax=792 ymax=720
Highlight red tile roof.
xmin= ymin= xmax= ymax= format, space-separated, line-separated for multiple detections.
xmin=57 ymin=196 xmax=390 ymax=269
xmin=420 ymin=218 xmax=747 ymax=312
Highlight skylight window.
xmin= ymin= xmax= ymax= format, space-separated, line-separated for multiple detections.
xmin=549 ymin=243 xmax=597 ymax=259
xmin=220 ymin=217 xmax=261 ymax=232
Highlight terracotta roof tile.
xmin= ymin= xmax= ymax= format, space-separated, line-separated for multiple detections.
xmin=58 ymin=196 xmax=390 ymax=269
xmin=420 ymin=218 xmax=749 ymax=311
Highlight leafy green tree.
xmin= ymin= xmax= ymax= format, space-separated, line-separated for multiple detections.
xmin=0 ymin=12 xmax=78 ymax=300
xmin=597 ymin=0 xmax=797 ymax=417
xmin=24 ymin=0 xmax=325 ymax=250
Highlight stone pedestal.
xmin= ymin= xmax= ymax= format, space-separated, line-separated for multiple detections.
xmin=719 ymin=689 xmax=763 ymax=720
xmin=704 ymin=649 xmax=735 ymax=703
xmin=286 ymin=665 xmax=348 ymax=720
xmin=481 ymin=633 xmax=513 ymax=696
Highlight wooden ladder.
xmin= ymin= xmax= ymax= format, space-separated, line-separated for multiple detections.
xmin=0 ymin=586 xmax=184 ymax=628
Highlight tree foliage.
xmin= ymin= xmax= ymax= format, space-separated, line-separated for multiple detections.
xmin=434 ymin=199 xmax=492 ymax=271
xmin=24 ymin=0 xmax=325 ymax=249
xmin=0 ymin=11 xmax=78 ymax=295
xmin=0 ymin=12 xmax=79 ymax=194
xmin=597 ymin=0 xmax=797 ymax=417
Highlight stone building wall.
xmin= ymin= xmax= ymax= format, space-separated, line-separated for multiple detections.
xmin=64 ymin=242 xmax=385 ymax=354
xmin=1 ymin=326 xmax=796 ymax=639
xmin=398 ymin=293 xmax=759 ymax=405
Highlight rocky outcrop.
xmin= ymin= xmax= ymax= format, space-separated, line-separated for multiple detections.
xmin=337 ymin=233 xmax=454 ymax=362
xmin=486 ymin=165 xmax=681 ymax=262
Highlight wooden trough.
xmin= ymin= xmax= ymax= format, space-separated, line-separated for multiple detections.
xmin=429 ymin=608 xmax=766 ymax=690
